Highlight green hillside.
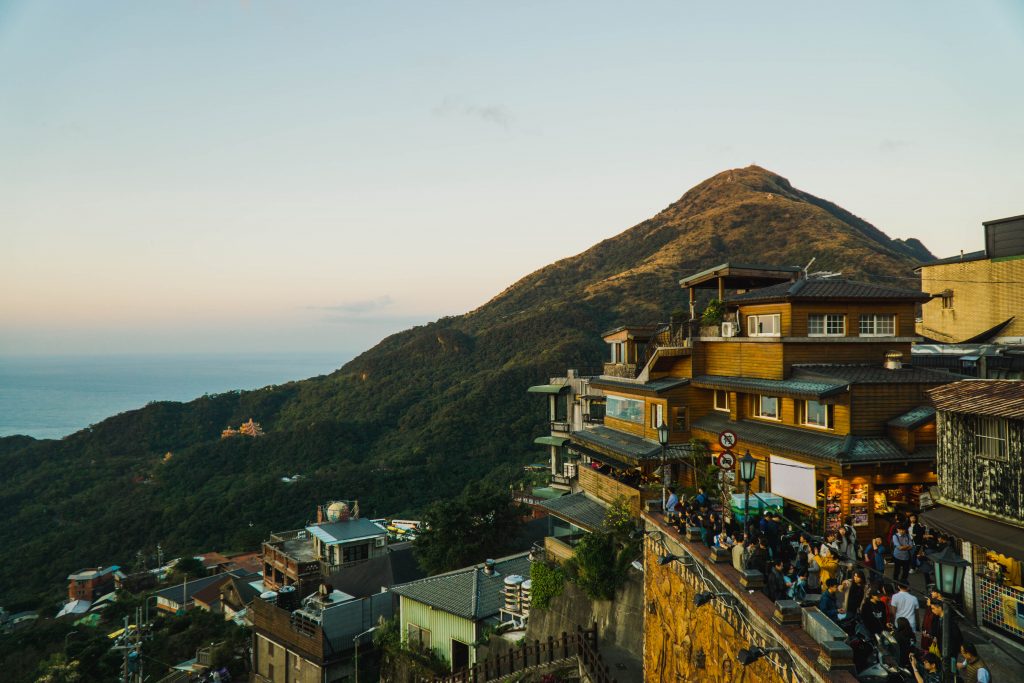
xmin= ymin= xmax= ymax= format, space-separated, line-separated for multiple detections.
xmin=0 ymin=166 xmax=933 ymax=606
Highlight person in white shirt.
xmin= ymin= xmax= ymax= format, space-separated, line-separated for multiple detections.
xmin=889 ymin=583 xmax=919 ymax=631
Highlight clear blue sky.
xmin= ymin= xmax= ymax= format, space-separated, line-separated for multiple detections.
xmin=2 ymin=1 xmax=1022 ymax=355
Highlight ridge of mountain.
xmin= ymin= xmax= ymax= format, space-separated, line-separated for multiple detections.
xmin=0 ymin=166 xmax=934 ymax=605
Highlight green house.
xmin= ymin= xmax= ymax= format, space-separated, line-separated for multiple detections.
xmin=391 ymin=552 xmax=531 ymax=671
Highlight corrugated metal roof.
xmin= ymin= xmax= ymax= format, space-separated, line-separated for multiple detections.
xmin=927 ymin=380 xmax=1024 ymax=419
xmin=391 ymin=552 xmax=531 ymax=621
xmin=792 ymin=364 xmax=968 ymax=385
xmin=306 ymin=518 xmax=387 ymax=545
xmin=690 ymin=413 xmax=931 ymax=464
xmin=886 ymin=406 xmax=936 ymax=430
xmin=536 ymin=493 xmax=608 ymax=532
xmin=527 ymin=384 xmax=568 ymax=394
xmin=692 ymin=374 xmax=847 ymax=400
xmin=726 ymin=278 xmax=930 ymax=304
xmin=571 ymin=426 xmax=662 ymax=462
xmin=589 ymin=376 xmax=689 ymax=394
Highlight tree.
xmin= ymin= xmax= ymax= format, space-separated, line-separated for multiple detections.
xmin=35 ymin=657 xmax=81 ymax=683
xmin=413 ymin=485 xmax=525 ymax=574
xmin=170 ymin=557 xmax=206 ymax=583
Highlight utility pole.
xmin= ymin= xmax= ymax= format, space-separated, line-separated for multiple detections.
xmin=121 ymin=615 xmax=130 ymax=683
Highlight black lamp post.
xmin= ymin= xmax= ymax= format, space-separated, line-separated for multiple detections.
xmin=658 ymin=420 xmax=670 ymax=512
xmin=929 ymin=546 xmax=971 ymax=682
xmin=738 ymin=451 xmax=757 ymax=533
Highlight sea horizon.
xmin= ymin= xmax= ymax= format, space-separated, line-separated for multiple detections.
xmin=0 ymin=351 xmax=352 ymax=440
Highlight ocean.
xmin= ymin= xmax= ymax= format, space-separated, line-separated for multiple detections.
xmin=0 ymin=352 xmax=350 ymax=440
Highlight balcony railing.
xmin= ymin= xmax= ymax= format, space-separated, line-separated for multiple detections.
xmin=602 ymin=362 xmax=638 ymax=378
xmin=549 ymin=420 xmax=571 ymax=432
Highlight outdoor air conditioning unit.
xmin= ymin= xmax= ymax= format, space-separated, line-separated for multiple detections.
xmin=721 ymin=321 xmax=738 ymax=337
xmin=375 ymin=536 xmax=386 ymax=548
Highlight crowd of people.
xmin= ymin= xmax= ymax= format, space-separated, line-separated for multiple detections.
xmin=662 ymin=488 xmax=992 ymax=683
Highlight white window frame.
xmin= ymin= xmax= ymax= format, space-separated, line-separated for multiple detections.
xmin=974 ymin=416 xmax=1007 ymax=460
xmin=713 ymin=390 xmax=730 ymax=412
xmin=808 ymin=314 xmax=846 ymax=337
xmin=858 ymin=313 xmax=896 ymax=337
xmin=754 ymin=395 xmax=780 ymax=420
xmin=650 ymin=403 xmax=664 ymax=429
xmin=747 ymin=313 xmax=781 ymax=337
xmin=801 ymin=400 xmax=833 ymax=429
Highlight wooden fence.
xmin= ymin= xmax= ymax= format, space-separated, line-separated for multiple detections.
xmin=432 ymin=623 xmax=615 ymax=683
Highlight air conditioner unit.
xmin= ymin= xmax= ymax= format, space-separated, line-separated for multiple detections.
xmin=721 ymin=321 xmax=738 ymax=337
xmin=375 ymin=537 xmax=386 ymax=548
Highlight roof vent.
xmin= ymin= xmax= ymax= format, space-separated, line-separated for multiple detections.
xmin=885 ymin=351 xmax=904 ymax=371
xmin=483 ymin=559 xmax=496 ymax=576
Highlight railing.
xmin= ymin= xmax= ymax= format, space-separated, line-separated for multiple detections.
xmin=549 ymin=420 xmax=571 ymax=432
xmin=550 ymin=473 xmax=574 ymax=488
xmin=431 ymin=624 xmax=611 ymax=683
xmin=602 ymin=362 xmax=638 ymax=378
xmin=544 ymin=535 xmax=578 ymax=564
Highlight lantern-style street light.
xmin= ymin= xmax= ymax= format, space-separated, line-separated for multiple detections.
xmin=738 ymin=450 xmax=757 ymax=533
xmin=928 ymin=545 xmax=971 ymax=682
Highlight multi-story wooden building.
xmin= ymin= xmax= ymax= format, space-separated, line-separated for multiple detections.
xmin=921 ymin=380 xmax=1024 ymax=648
xmin=533 ymin=262 xmax=968 ymax=540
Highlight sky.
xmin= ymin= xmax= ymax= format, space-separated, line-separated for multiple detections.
xmin=2 ymin=1 xmax=1023 ymax=356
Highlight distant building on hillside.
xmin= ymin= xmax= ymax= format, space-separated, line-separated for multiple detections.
xmin=67 ymin=565 xmax=120 ymax=602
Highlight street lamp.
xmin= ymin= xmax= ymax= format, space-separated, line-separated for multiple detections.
xmin=657 ymin=420 xmax=670 ymax=512
xmin=928 ymin=546 xmax=971 ymax=682
xmin=353 ymin=625 xmax=378 ymax=683
xmin=738 ymin=451 xmax=757 ymax=534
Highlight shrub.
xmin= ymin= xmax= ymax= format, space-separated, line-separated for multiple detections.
xmin=529 ymin=561 xmax=565 ymax=610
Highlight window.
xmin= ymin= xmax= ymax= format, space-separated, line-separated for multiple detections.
xmin=754 ymin=395 xmax=779 ymax=420
xmin=941 ymin=290 xmax=954 ymax=309
xmin=343 ymin=543 xmax=370 ymax=563
xmin=606 ymin=395 xmax=644 ymax=423
xmin=974 ymin=416 xmax=1007 ymax=460
xmin=714 ymin=390 xmax=730 ymax=412
xmin=408 ymin=624 xmax=431 ymax=651
xmin=859 ymin=314 xmax=896 ymax=337
xmin=747 ymin=313 xmax=781 ymax=337
xmin=808 ymin=314 xmax=845 ymax=337
xmin=673 ymin=407 xmax=687 ymax=431
xmin=650 ymin=403 xmax=664 ymax=429
xmin=267 ymin=639 xmax=275 ymax=655
xmin=802 ymin=400 xmax=834 ymax=429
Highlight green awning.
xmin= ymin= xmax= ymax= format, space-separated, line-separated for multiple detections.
xmin=534 ymin=436 xmax=570 ymax=447
xmin=528 ymin=384 xmax=569 ymax=395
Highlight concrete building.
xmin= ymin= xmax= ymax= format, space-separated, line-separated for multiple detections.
xmin=67 ymin=565 xmax=120 ymax=602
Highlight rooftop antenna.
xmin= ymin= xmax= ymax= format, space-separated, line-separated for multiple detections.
xmin=802 ymin=257 xmax=816 ymax=278
xmin=808 ymin=270 xmax=843 ymax=279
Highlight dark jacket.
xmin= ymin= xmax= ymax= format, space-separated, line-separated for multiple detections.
xmin=745 ymin=546 xmax=768 ymax=575
xmin=818 ymin=590 xmax=840 ymax=623
xmin=860 ymin=599 xmax=886 ymax=635
xmin=766 ymin=568 xmax=788 ymax=602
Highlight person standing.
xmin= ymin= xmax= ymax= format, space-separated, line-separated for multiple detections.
xmin=865 ymin=536 xmax=887 ymax=582
xmin=893 ymin=617 xmax=916 ymax=668
xmin=956 ymin=643 xmax=991 ymax=683
xmin=910 ymin=652 xmax=942 ymax=683
xmin=892 ymin=526 xmax=914 ymax=585
xmin=818 ymin=579 xmax=845 ymax=624
xmin=889 ymin=583 xmax=919 ymax=632
xmin=860 ymin=590 xmax=887 ymax=643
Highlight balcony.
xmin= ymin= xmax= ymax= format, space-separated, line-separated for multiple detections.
xmin=549 ymin=420 xmax=571 ymax=433
xmin=602 ymin=362 xmax=638 ymax=378
xmin=578 ymin=466 xmax=661 ymax=517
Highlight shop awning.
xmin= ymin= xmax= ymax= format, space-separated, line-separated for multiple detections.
xmin=534 ymin=436 xmax=570 ymax=447
xmin=571 ymin=426 xmax=663 ymax=464
xmin=537 ymin=493 xmax=608 ymax=532
xmin=527 ymin=384 xmax=569 ymax=395
xmin=919 ymin=505 xmax=1024 ymax=561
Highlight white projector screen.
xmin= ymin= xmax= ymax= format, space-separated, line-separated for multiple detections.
xmin=769 ymin=454 xmax=817 ymax=508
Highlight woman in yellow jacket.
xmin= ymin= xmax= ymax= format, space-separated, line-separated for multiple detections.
xmin=817 ymin=547 xmax=840 ymax=587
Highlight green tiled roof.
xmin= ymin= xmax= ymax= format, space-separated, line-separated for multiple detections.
xmin=391 ymin=552 xmax=531 ymax=621
xmin=590 ymin=377 xmax=689 ymax=394
xmin=692 ymin=374 xmax=847 ymax=400
xmin=886 ymin=406 xmax=936 ymax=430
xmin=534 ymin=436 xmax=570 ymax=447
xmin=691 ymin=413 xmax=932 ymax=464
xmin=793 ymin=365 xmax=968 ymax=385
xmin=571 ymin=426 xmax=662 ymax=463
xmin=537 ymin=493 xmax=608 ymax=532
xmin=528 ymin=384 xmax=568 ymax=394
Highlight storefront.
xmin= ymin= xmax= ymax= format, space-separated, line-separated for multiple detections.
xmin=921 ymin=504 xmax=1024 ymax=646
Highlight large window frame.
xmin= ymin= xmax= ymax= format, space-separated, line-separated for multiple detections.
xmin=753 ymin=395 xmax=780 ymax=421
xmin=408 ymin=624 xmax=432 ymax=651
xmin=713 ymin=390 xmax=730 ymax=412
xmin=808 ymin=314 xmax=846 ymax=337
xmin=858 ymin=313 xmax=896 ymax=337
xmin=801 ymin=400 xmax=834 ymax=429
xmin=747 ymin=313 xmax=781 ymax=337
xmin=974 ymin=415 xmax=1007 ymax=461
xmin=606 ymin=395 xmax=644 ymax=424
xmin=650 ymin=403 xmax=664 ymax=429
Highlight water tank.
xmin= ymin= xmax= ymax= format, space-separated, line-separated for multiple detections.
xmin=277 ymin=584 xmax=298 ymax=611
xmin=521 ymin=579 xmax=532 ymax=616
xmin=503 ymin=575 xmax=524 ymax=613
xmin=326 ymin=501 xmax=350 ymax=522
xmin=260 ymin=591 xmax=278 ymax=604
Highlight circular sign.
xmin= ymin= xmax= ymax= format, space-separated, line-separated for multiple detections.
xmin=717 ymin=451 xmax=736 ymax=470
xmin=718 ymin=430 xmax=738 ymax=449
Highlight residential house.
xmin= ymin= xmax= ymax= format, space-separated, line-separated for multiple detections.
xmin=391 ymin=552 xmax=532 ymax=672
xmin=528 ymin=369 xmax=605 ymax=491
xmin=921 ymin=380 xmax=1024 ymax=649
xmin=153 ymin=569 xmax=257 ymax=615
xmin=67 ymin=565 xmax=120 ymax=602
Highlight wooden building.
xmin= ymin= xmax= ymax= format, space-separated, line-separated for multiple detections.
xmin=921 ymin=380 xmax=1024 ymax=647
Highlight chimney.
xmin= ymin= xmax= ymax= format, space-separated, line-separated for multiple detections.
xmin=885 ymin=351 xmax=904 ymax=370
xmin=316 ymin=505 xmax=325 ymax=523
xmin=483 ymin=559 xmax=496 ymax=576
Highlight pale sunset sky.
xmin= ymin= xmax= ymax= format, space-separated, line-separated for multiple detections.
xmin=2 ymin=1 xmax=1022 ymax=355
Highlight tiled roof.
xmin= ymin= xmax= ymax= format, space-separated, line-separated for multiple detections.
xmin=571 ymin=426 xmax=662 ymax=463
xmin=306 ymin=518 xmax=387 ymax=545
xmin=887 ymin=406 xmax=936 ymax=430
xmin=154 ymin=570 xmax=256 ymax=604
xmin=391 ymin=552 xmax=531 ymax=621
xmin=927 ymin=380 xmax=1024 ymax=419
xmin=536 ymin=493 xmax=608 ymax=532
xmin=690 ymin=413 xmax=932 ymax=464
xmin=590 ymin=376 xmax=689 ymax=394
xmin=726 ymin=278 xmax=930 ymax=304
xmin=692 ymin=374 xmax=847 ymax=400
xmin=791 ymin=365 xmax=968 ymax=385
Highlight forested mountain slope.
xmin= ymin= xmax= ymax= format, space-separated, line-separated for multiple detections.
xmin=0 ymin=166 xmax=933 ymax=605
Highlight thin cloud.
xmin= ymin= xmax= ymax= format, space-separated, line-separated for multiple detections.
xmin=879 ymin=138 xmax=913 ymax=153
xmin=434 ymin=96 xmax=513 ymax=129
xmin=309 ymin=295 xmax=394 ymax=315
